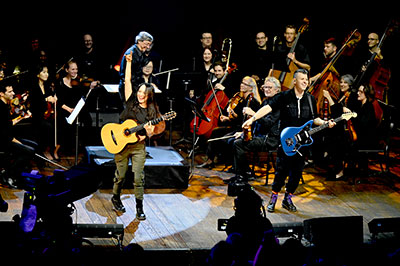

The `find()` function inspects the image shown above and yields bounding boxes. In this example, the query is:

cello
[189,67,232,139]
[270,18,309,91]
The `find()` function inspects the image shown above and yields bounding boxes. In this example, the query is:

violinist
[56,60,97,153]
[0,82,37,188]
[198,76,261,169]
[229,76,280,183]
[29,64,59,160]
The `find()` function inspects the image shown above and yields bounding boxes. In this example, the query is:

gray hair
[135,31,154,43]
[264,76,281,92]
[340,74,354,86]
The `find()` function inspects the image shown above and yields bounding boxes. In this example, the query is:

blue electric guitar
[280,112,357,156]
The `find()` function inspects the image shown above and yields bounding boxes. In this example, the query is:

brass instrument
[221,38,232,69]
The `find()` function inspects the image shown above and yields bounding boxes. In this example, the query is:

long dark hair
[132,82,160,120]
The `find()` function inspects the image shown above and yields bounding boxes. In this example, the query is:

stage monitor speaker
[303,216,364,248]
[73,223,124,238]
[273,222,304,239]
[368,217,400,238]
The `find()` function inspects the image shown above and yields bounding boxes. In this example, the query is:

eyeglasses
[241,82,252,87]
[262,85,273,90]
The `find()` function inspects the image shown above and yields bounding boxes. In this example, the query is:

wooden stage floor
[1,149,400,254]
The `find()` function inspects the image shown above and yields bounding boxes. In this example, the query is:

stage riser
[85,146,189,189]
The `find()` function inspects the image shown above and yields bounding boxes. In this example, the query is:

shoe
[282,192,297,212]
[267,193,278,213]
[223,175,241,184]
[111,195,126,212]
[197,160,214,169]
[335,170,344,179]
[136,206,146,220]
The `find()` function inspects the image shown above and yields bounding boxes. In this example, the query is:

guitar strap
[306,93,315,119]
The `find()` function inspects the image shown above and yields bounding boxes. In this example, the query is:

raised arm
[124,51,133,101]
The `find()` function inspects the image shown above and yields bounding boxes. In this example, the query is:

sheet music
[103,84,119,93]
[66,98,86,125]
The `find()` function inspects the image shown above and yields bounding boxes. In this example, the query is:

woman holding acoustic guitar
[111,50,160,220]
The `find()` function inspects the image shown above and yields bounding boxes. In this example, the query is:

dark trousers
[271,148,305,194]
[233,136,266,176]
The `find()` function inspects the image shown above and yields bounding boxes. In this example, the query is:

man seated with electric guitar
[243,69,336,213]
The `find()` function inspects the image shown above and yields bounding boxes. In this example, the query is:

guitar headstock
[342,112,357,121]
[162,111,177,121]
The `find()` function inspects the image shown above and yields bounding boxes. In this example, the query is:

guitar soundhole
[124,128,131,136]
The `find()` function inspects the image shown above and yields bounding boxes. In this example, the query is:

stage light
[114,65,120,72]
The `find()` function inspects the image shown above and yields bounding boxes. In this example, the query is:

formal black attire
[205,93,260,166]
[273,42,310,72]
[119,45,150,101]
[29,83,56,151]
[233,96,280,177]
[0,100,37,186]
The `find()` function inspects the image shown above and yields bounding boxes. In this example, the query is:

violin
[10,92,30,120]
[228,91,244,120]
[339,91,357,142]
[242,94,253,142]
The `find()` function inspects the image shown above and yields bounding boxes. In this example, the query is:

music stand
[185,97,210,176]
[66,87,95,165]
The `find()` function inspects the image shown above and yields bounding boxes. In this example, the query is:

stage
[1,146,400,263]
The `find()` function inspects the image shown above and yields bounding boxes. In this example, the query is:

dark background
[2,1,399,118]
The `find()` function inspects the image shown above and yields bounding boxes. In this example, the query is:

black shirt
[0,100,13,149]
[273,42,310,72]
[268,89,317,133]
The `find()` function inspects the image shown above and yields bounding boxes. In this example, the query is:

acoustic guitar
[101,111,176,154]
[280,112,357,156]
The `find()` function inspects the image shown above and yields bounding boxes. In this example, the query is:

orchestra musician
[272,24,311,75]
[198,76,261,169]
[0,82,37,188]
[29,64,59,160]
[349,84,380,175]
[111,51,160,220]
[243,69,335,213]
[118,31,154,101]
[55,60,97,153]
[229,76,281,183]
[322,74,357,180]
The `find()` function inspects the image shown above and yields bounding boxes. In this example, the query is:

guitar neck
[128,116,164,134]
[308,116,344,135]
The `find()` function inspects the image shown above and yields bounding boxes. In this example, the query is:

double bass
[308,29,361,117]
[270,18,310,91]
[353,19,398,102]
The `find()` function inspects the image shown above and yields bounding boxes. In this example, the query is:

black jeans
[271,147,305,194]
